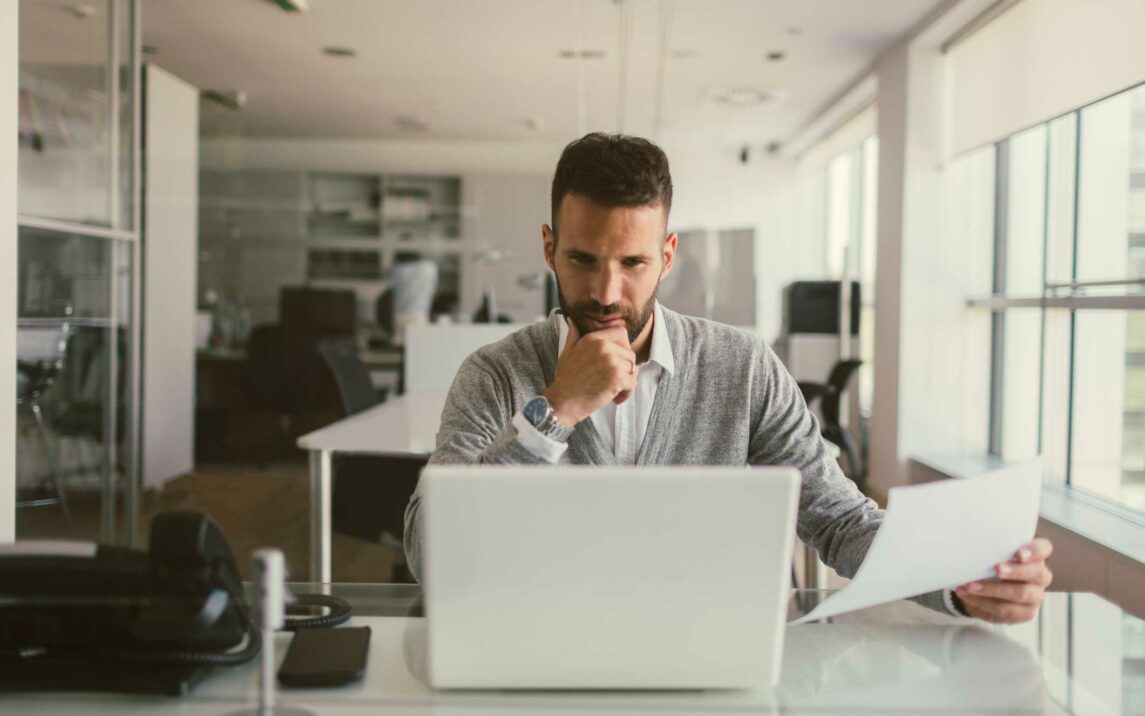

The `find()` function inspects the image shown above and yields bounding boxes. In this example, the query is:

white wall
[869,0,998,497]
[949,0,1145,155]
[142,65,199,487]
[201,136,800,340]
[1,1,16,541]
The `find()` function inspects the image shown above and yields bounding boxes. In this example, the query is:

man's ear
[660,232,678,280]
[542,224,557,272]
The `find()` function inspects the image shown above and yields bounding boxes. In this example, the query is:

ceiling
[34,0,946,146]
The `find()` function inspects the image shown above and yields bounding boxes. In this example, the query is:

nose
[589,263,623,309]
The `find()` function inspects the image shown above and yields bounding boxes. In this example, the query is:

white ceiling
[54,0,943,146]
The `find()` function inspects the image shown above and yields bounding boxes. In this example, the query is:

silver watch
[522,395,575,442]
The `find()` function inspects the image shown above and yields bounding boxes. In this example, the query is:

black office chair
[798,359,864,490]
[15,352,72,529]
[318,336,420,580]
[317,337,386,417]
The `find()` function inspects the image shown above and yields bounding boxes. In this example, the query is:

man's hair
[550,133,673,234]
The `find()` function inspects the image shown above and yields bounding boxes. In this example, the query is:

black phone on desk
[0,511,253,695]
[278,626,371,687]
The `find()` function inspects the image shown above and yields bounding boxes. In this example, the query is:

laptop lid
[422,465,800,690]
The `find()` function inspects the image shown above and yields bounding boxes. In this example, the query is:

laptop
[421,464,800,690]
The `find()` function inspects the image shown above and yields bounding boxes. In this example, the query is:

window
[967,82,1145,518]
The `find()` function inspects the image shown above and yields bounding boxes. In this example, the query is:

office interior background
[3,0,1145,707]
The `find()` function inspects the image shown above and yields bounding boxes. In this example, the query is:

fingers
[1015,538,1053,563]
[958,578,1046,605]
[995,559,1053,587]
[956,592,1041,624]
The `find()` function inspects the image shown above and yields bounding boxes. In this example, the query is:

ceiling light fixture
[709,86,788,108]
[322,47,357,58]
[65,4,97,19]
[559,50,606,59]
[201,89,248,112]
[394,116,428,132]
[268,0,309,12]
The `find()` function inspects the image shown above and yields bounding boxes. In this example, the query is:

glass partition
[16,0,139,544]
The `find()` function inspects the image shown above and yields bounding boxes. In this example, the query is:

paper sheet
[790,458,1043,624]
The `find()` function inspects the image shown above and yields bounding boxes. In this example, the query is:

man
[404,133,1052,624]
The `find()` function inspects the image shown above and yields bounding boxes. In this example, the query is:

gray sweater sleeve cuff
[910,588,970,617]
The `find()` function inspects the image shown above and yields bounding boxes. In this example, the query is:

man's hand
[954,538,1053,624]
[543,318,637,427]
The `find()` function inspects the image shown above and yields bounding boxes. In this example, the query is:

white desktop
[420,464,800,690]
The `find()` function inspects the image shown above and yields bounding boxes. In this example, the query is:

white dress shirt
[512,301,675,464]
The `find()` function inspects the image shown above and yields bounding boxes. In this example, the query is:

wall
[1,1,16,541]
[201,136,801,341]
[142,65,199,487]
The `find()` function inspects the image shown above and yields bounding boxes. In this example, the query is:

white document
[791,458,1043,624]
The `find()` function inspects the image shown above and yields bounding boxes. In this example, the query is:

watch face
[523,396,549,427]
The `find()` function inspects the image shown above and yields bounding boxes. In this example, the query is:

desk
[297,392,448,582]
[4,586,1137,714]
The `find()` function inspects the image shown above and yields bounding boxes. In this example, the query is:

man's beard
[555,276,659,344]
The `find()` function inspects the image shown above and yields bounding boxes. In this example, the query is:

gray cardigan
[403,307,954,615]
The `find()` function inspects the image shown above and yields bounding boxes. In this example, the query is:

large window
[967,82,1145,517]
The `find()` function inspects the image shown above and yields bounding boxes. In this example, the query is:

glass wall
[16,0,139,544]
[965,81,1145,518]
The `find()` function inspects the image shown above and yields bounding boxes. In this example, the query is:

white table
[3,587,1133,714]
[297,391,448,582]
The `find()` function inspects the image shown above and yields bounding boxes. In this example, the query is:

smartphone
[277,626,371,688]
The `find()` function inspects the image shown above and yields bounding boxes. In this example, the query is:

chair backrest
[820,359,862,425]
[318,337,383,417]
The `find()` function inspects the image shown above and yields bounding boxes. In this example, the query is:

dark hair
[550,133,673,233]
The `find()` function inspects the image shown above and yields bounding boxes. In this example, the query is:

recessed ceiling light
[269,0,309,12]
[709,87,788,108]
[559,50,606,59]
[395,115,428,132]
[765,51,785,62]
[322,47,357,58]
[65,4,97,19]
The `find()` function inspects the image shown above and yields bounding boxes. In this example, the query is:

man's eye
[571,255,594,265]
[622,259,645,268]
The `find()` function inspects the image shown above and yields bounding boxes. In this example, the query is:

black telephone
[0,511,349,695]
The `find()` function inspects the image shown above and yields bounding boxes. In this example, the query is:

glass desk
[3,586,1141,714]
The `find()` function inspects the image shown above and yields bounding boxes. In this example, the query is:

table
[4,587,1140,714]
[297,392,448,582]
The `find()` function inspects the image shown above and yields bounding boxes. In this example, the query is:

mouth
[585,314,625,329]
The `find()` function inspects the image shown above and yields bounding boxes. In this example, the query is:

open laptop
[421,464,800,690]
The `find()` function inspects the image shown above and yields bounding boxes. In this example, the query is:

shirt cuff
[943,588,970,617]
[511,411,568,464]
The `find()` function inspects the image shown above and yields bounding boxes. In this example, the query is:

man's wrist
[542,389,580,428]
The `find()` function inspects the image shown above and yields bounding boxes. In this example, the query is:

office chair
[317,337,419,580]
[317,337,386,417]
[15,352,73,529]
[798,359,864,490]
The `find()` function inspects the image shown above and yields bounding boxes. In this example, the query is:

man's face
[542,193,677,343]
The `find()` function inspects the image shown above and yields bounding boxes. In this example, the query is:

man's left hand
[954,538,1054,624]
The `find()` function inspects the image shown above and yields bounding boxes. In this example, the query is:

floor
[16,457,409,584]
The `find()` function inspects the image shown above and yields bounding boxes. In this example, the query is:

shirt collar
[556,301,674,376]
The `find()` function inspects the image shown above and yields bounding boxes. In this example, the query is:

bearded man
[403,132,1052,624]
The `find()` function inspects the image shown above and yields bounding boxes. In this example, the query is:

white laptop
[421,464,800,690]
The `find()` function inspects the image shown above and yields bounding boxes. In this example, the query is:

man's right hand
[543,318,637,428]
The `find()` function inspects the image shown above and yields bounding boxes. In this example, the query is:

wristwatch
[522,395,575,442]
